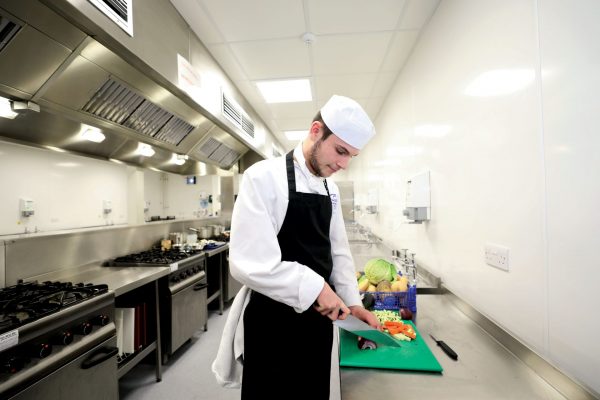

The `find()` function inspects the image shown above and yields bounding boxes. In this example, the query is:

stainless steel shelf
[117,342,157,379]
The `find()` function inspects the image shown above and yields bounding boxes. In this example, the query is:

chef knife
[334,315,401,347]
[429,334,458,360]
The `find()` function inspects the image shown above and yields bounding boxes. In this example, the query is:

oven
[111,249,207,363]
[0,281,117,400]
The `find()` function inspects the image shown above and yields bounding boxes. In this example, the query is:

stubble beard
[309,138,324,177]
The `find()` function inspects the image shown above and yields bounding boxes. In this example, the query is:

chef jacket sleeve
[328,186,362,308]
[229,164,325,313]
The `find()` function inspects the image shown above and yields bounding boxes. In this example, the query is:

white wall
[342,0,599,394]
[0,141,228,236]
[0,141,128,235]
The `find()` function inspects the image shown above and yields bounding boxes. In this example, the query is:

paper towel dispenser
[403,171,430,223]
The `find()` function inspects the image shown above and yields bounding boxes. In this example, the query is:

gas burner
[113,248,203,265]
[0,281,109,334]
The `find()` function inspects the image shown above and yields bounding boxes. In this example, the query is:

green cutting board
[339,321,443,372]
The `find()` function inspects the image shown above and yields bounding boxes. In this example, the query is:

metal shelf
[117,341,157,379]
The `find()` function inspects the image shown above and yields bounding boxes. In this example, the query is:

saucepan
[211,225,224,236]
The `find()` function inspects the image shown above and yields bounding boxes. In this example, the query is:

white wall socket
[485,243,510,271]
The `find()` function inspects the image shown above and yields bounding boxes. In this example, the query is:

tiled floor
[119,307,239,400]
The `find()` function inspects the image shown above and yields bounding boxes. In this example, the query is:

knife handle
[437,340,458,360]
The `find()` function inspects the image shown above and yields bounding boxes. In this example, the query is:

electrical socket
[485,243,510,271]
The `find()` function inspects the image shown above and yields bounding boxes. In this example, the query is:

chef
[229,95,380,399]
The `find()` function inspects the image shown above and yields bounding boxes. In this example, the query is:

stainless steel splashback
[2,217,230,286]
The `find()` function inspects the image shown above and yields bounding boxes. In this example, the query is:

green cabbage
[364,258,396,284]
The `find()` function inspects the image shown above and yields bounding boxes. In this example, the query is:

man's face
[308,124,360,178]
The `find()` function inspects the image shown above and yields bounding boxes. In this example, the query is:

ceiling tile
[397,0,441,30]
[312,32,393,75]
[276,117,313,131]
[171,0,224,44]
[380,30,420,72]
[207,44,247,81]
[200,0,306,42]
[308,0,406,34]
[230,39,311,80]
[314,73,377,102]
[269,101,318,120]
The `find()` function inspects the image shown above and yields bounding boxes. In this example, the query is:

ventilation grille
[194,137,241,168]
[88,0,133,36]
[0,15,22,53]
[82,78,195,146]
[222,93,254,138]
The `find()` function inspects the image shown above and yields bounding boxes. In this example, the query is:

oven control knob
[31,343,52,358]
[171,275,179,283]
[92,314,110,326]
[1,356,26,374]
[75,321,93,335]
[53,330,74,345]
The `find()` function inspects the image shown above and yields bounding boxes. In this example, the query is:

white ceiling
[169,0,440,153]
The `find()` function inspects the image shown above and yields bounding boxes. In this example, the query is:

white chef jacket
[229,143,361,313]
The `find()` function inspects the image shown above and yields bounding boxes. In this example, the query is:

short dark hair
[312,111,333,141]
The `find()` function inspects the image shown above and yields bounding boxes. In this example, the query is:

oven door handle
[193,283,208,291]
[81,346,119,369]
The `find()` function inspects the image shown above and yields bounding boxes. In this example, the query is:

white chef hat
[320,95,375,150]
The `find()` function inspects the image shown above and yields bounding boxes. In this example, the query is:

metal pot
[211,225,224,236]
[198,226,213,239]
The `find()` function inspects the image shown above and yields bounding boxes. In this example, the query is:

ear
[309,121,323,140]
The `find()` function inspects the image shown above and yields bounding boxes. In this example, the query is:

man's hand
[349,305,381,329]
[313,282,350,321]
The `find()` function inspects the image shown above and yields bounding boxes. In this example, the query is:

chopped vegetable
[357,337,377,350]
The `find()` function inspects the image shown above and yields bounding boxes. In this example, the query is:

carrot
[384,321,404,328]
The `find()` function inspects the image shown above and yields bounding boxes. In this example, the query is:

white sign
[0,329,19,352]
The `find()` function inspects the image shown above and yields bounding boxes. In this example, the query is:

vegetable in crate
[376,280,392,292]
[364,258,396,284]
[357,275,370,292]
[362,293,375,309]
[391,276,408,292]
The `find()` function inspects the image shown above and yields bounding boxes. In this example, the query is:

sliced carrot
[384,321,404,328]
[387,327,401,335]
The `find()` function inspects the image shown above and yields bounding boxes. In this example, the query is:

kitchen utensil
[429,334,458,360]
[338,321,443,372]
[169,232,183,245]
[186,233,198,245]
[198,226,212,239]
[334,315,401,347]
[211,225,224,236]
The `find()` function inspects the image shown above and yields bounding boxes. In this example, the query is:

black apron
[242,151,334,400]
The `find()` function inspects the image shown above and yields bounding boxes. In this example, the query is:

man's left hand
[348,305,381,329]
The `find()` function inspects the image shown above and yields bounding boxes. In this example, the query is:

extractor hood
[0,0,257,174]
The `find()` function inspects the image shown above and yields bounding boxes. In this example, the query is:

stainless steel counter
[339,294,568,400]
[29,262,170,297]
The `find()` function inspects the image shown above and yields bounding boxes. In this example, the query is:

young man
[230,95,379,399]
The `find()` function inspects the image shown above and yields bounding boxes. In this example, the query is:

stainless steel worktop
[339,294,568,400]
[29,262,170,297]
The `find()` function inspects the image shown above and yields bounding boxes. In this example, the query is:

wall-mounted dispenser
[403,171,430,223]
[365,188,379,214]
[103,200,112,214]
[20,198,35,217]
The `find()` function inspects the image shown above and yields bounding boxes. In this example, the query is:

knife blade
[429,334,458,360]
[334,315,401,347]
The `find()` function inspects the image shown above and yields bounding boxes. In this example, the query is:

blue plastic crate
[361,286,417,312]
